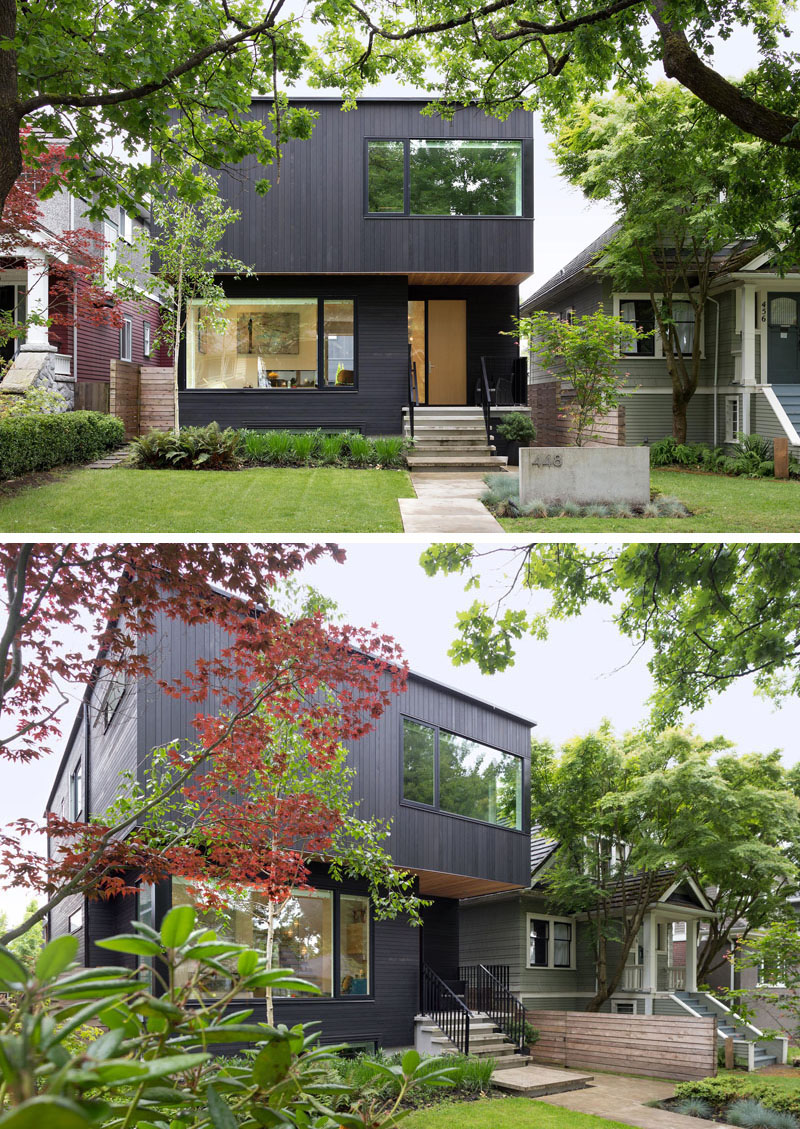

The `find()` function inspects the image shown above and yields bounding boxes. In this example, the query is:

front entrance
[767,293,800,383]
[408,299,467,405]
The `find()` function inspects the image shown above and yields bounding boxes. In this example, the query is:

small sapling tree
[510,308,640,445]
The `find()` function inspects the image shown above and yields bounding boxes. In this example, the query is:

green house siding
[459,896,525,991]
[753,391,789,442]
[624,392,714,445]
[653,997,692,1017]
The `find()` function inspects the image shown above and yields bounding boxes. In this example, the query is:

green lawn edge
[403,1097,635,1129]
[0,466,415,533]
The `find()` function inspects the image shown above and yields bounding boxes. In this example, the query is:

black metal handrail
[476,358,493,444]
[459,963,526,1052]
[408,349,418,441]
[421,963,471,1055]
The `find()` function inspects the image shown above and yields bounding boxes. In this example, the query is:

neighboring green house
[522,225,800,451]
[457,832,788,1069]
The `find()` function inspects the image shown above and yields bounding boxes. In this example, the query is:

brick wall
[528,379,625,447]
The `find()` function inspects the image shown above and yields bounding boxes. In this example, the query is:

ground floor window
[186,298,355,390]
[526,913,576,969]
[171,879,370,999]
[725,395,740,443]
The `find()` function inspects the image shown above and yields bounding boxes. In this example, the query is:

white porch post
[740,286,756,432]
[643,913,657,996]
[686,918,698,993]
[20,248,55,353]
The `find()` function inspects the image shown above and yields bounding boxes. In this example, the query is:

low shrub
[323,1050,495,1111]
[347,432,373,467]
[0,410,124,480]
[238,429,409,469]
[726,1098,799,1129]
[319,432,346,464]
[291,430,319,463]
[0,386,68,417]
[673,1096,714,1119]
[130,421,240,470]
[675,1078,800,1119]
[481,475,691,520]
[372,435,407,468]
[496,413,537,444]
[649,432,791,479]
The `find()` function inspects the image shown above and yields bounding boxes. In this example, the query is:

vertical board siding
[527,1010,717,1080]
[421,898,461,981]
[215,100,533,276]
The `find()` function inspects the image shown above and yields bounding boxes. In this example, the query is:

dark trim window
[69,760,83,820]
[401,717,523,830]
[367,139,523,217]
[619,299,655,356]
[526,913,575,969]
[187,298,356,390]
[99,671,126,731]
[171,879,371,1000]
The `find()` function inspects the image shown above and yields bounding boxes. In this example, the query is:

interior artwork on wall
[237,312,300,355]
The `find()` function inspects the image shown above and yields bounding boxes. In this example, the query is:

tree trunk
[172,264,182,433]
[265,899,275,1027]
[672,395,688,444]
[0,0,22,218]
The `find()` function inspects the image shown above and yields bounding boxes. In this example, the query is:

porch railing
[621,965,643,991]
[459,963,526,1051]
[668,966,686,991]
[421,963,471,1055]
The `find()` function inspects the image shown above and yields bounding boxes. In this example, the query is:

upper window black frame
[400,714,525,832]
[365,138,526,219]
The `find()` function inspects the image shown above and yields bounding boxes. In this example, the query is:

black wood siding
[215,99,533,276]
[422,899,461,982]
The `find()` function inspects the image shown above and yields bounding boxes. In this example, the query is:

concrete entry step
[491,1064,594,1096]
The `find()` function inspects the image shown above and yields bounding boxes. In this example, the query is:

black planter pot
[505,440,521,467]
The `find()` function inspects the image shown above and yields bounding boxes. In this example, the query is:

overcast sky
[3,541,799,926]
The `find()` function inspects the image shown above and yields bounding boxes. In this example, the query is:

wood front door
[427,300,467,404]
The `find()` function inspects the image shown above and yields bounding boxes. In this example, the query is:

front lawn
[404,1097,634,1129]
[497,468,800,532]
[0,466,414,533]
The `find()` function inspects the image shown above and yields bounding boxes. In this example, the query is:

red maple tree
[0,544,408,945]
[1,137,124,353]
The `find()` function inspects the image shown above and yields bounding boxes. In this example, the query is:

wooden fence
[110,362,173,438]
[528,380,625,447]
[526,1010,717,1081]
[74,381,110,413]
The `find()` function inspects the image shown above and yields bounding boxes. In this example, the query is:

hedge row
[0,411,125,481]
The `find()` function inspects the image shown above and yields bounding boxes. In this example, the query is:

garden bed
[661,1073,800,1127]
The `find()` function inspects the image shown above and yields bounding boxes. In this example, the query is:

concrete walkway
[538,1072,737,1129]
[86,447,131,469]
[399,472,503,533]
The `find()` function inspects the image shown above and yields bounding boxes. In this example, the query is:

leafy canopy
[420,542,800,726]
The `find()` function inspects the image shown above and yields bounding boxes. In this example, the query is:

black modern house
[46,611,533,1050]
[178,97,534,435]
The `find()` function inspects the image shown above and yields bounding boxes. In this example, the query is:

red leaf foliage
[0,543,406,911]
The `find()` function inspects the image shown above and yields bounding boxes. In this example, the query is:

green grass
[404,1097,634,1129]
[0,466,415,533]
[498,468,800,532]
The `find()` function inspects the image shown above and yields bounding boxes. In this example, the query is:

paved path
[399,472,503,533]
[491,1063,593,1097]
[87,447,131,469]
[538,1072,736,1129]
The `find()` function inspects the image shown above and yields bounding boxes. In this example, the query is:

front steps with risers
[414,1011,532,1068]
[674,990,787,1070]
[403,407,508,472]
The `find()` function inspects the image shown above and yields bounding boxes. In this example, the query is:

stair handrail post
[422,962,471,1057]
[478,357,493,445]
[408,350,419,441]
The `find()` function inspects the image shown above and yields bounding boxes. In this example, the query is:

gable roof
[522,223,619,311]
[530,826,559,877]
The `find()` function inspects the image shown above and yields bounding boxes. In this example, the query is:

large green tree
[533,726,799,1009]
[420,542,800,726]
[0,0,326,219]
[324,0,800,151]
[550,85,798,442]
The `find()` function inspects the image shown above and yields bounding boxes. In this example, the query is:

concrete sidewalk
[399,472,503,533]
[539,1072,737,1129]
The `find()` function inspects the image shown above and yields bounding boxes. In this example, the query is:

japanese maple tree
[0,543,408,945]
[0,137,120,358]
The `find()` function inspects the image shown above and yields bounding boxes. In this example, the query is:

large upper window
[186,299,355,390]
[618,295,699,358]
[402,717,523,830]
[367,139,523,217]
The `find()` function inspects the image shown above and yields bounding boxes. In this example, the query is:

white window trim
[143,321,151,358]
[526,913,577,970]
[120,317,133,362]
[725,395,740,443]
[68,906,83,933]
[612,1000,637,1014]
[672,921,687,941]
[613,293,704,360]
[119,207,131,243]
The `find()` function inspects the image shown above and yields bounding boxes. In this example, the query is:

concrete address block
[519,447,650,506]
